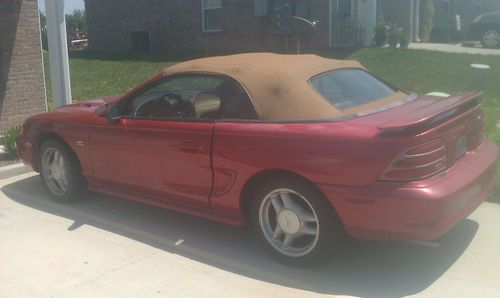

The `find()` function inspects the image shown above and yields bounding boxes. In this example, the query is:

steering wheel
[161,93,195,118]
[134,93,194,118]
[155,93,181,118]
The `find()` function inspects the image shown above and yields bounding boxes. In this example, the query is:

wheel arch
[481,26,500,47]
[239,169,341,221]
[33,131,82,173]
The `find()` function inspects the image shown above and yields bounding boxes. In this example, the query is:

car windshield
[310,69,398,110]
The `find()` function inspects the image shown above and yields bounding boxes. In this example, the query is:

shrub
[449,23,466,43]
[430,23,451,43]
[0,126,21,158]
[399,32,410,49]
[374,21,388,47]
[388,31,401,48]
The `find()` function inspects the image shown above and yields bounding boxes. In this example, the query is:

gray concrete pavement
[409,43,500,56]
[0,163,32,180]
[1,173,500,297]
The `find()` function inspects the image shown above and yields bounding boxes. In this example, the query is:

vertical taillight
[381,139,448,181]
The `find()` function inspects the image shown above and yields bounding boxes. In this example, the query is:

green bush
[388,31,400,48]
[430,23,451,43]
[431,21,466,44]
[0,126,21,158]
[449,24,465,43]
[374,22,388,47]
[399,32,410,49]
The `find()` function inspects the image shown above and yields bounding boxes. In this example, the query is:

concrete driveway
[1,173,500,298]
[410,43,500,56]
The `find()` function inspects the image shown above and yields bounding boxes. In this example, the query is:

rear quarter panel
[211,121,405,215]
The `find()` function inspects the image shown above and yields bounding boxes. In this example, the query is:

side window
[124,75,225,120]
[217,80,257,120]
[310,69,397,110]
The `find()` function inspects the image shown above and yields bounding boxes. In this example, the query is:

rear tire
[481,29,500,48]
[250,176,345,265]
[39,139,85,202]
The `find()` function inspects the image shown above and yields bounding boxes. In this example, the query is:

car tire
[250,176,345,265]
[39,139,86,202]
[481,29,500,48]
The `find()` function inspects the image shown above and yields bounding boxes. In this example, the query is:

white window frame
[201,0,222,32]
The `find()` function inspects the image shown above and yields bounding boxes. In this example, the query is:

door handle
[180,142,203,153]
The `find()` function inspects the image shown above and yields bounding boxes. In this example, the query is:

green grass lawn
[42,48,499,197]
[343,48,500,145]
[43,48,500,145]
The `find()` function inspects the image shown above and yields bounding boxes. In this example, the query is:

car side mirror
[106,105,122,121]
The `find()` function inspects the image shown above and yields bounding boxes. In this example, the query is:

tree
[40,11,48,50]
[420,0,435,42]
[39,9,87,51]
[65,9,87,37]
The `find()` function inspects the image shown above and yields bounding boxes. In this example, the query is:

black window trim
[308,67,417,119]
[307,67,405,111]
[119,71,258,123]
[308,67,402,93]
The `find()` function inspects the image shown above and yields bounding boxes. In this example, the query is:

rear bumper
[321,140,499,241]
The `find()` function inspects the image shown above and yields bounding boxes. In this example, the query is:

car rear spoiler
[378,91,483,133]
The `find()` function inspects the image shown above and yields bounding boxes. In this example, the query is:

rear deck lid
[377,91,483,133]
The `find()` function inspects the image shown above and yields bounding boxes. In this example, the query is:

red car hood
[54,95,121,113]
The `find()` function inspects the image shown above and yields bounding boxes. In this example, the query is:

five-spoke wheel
[259,188,320,258]
[41,147,69,196]
[251,177,344,264]
[40,139,85,202]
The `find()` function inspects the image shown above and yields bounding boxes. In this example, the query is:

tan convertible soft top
[164,53,380,120]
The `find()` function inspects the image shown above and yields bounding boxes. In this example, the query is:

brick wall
[0,0,46,131]
[85,0,331,53]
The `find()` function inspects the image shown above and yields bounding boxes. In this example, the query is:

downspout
[329,0,333,46]
[415,0,420,42]
[410,0,414,42]
[365,0,377,46]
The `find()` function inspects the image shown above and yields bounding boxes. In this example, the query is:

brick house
[0,0,46,131]
[85,0,422,52]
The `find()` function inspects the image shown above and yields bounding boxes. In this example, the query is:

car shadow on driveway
[1,175,479,298]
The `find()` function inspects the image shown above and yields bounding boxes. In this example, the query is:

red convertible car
[17,53,499,264]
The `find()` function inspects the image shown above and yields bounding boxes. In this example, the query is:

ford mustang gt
[17,53,499,264]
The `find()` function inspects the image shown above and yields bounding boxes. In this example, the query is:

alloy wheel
[482,30,500,48]
[41,147,69,196]
[258,188,320,258]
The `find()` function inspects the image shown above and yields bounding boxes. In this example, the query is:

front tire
[481,29,500,48]
[251,177,344,265]
[40,139,85,202]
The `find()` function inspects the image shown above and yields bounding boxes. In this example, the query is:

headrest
[193,91,221,119]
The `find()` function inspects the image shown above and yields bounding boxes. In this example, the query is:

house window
[293,0,311,19]
[202,0,222,32]
[337,0,353,18]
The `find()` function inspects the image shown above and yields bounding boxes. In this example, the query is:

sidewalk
[410,43,500,56]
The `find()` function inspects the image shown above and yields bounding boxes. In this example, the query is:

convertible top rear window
[310,69,397,111]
